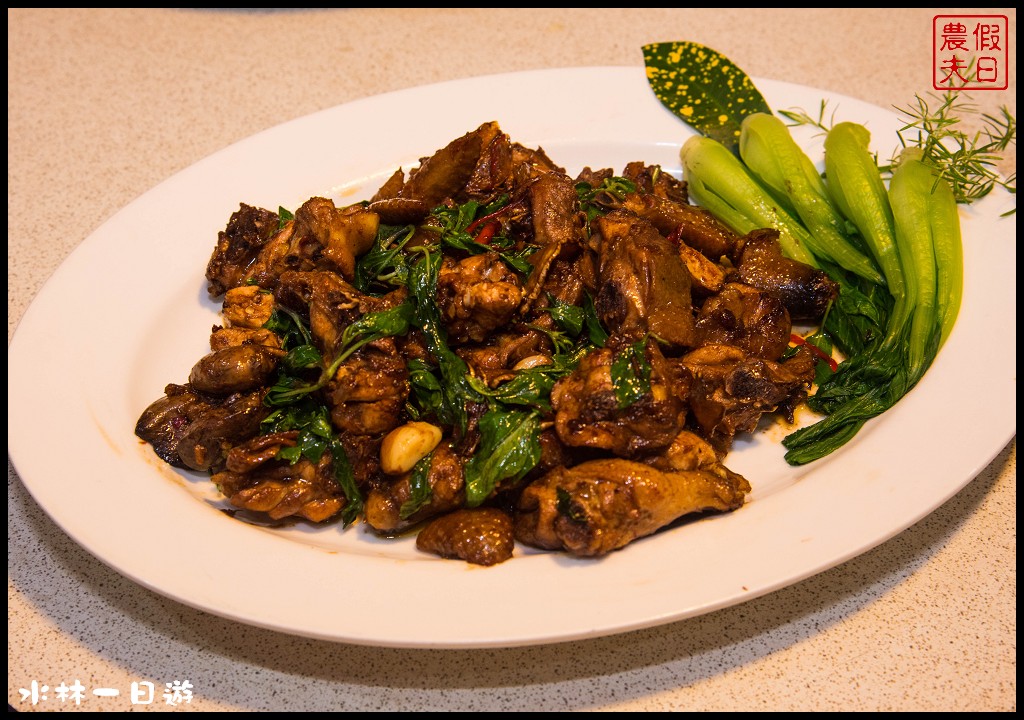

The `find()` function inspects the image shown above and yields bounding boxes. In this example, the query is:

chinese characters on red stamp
[933,15,1009,90]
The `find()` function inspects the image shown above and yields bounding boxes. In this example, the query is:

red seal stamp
[933,15,1009,90]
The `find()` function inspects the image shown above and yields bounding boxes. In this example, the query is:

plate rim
[8,65,1017,648]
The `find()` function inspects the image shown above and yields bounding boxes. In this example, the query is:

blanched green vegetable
[681,110,964,465]
[824,125,903,288]
[823,122,910,348]
[740,113,883,285]
[681,135,819,266]
[924,161,965,347]
[887,149,942,382]
[783,147,961,464]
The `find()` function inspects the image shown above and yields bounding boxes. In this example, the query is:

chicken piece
[212,451,344,523]
[519,172,583,311]
[293,197,378,282]
[366,196,431,225]
[734,229,839,321]
[575,166,614,188]
[540,255,590,308]
[273,270,362,356]
[237,198,378,290]
[205,203,280,297]
[695,282,792,360]
[515,458,750,557]
[335,432,384,489]
[136,385,271,473]
[399,121,503,207]
[678,344,816,452]
[364,441,466,534]
[593,210,696,348]
[369,167,406,203]
[274,271,410,436]
[463,130,515,202]
[209,326,281,352]
[188,344,283,396]
[528,427,575,480]
[326,336,409,436]
[645,429,727,472]
[437,252,523,344]
[620,192,740,261]
[416,507,515,566]
[135,384,216,468]
[509,141,565,184]
[676,241,725,296]
[620,161,689,204]
[457,329,549,387]
[223,431,299,473]
[172,390,271,472]
[550,342,688,458]
[220,284,276,330]
[241,220,302,290]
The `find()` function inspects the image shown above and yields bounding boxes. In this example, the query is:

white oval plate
[8,67,1016,648]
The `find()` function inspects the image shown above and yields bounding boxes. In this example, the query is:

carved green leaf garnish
[642,41,771,153]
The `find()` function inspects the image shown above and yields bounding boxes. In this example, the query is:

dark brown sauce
[217,507,299,529]
[373,518,428,540]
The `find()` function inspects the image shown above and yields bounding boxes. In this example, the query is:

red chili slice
[466,199,526,235]
[473,221,499,245]
[790,333,838,372]
[466,207,506,234]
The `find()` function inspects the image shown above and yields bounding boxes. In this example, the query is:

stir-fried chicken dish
[136,121,838,565]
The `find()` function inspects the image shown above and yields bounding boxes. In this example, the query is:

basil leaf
[547,296,585,338]
[528,323,576,357]
[468,343,586,412]
[582,291,608,347]
[284,344,322,372]
[469,370,558,412]
[276,445,302,463]
[820,264,891,358]
[264,305,313,350]
[408,250,485,433]
[463,408,542,507]
[264,403,331,464]
[431,200,482,252]
[277,205,294,230]
[642,41,771,153]
[576,176,637,221]
[610,338,652,409]
[399,452,435,520]
[257,343,363,523]
[354,223,415,293]
[428,200,535,276]
[406,358,443,420]
[329,440,363,526]
[297,432,328,464]
[260,400,333,455]
[339,302,414,350]
[499,246,537,275]
[266,302,414,407]
[556,486,587,524]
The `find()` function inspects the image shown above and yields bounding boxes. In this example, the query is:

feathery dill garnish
[779,93,1015,213]
[778,100,837,133]
[894,91,1015,210]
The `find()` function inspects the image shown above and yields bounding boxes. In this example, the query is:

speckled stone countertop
[8,8,1016,712]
